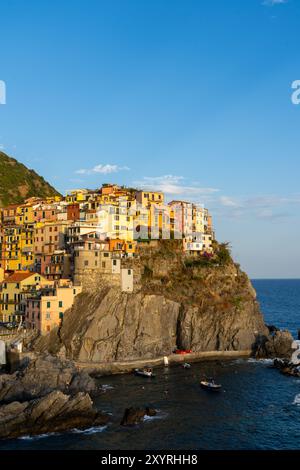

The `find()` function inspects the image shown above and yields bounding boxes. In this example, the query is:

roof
[4,271,38,283]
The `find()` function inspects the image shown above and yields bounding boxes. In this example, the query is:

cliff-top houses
[0,184,214,333]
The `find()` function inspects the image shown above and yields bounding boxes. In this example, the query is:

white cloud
[76,164,130,175]
[133,175,219,202]
[215,193,300,221]
[219,196,241,208]
[133,175,219,199]
[263,0,287,5]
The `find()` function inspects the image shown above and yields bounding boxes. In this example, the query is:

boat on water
[182,362,191,369]
[134,368,155,378]
[200,379,222,391]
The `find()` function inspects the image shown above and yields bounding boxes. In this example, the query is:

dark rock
[273,358,300,377]
[255,330,294,359]
[266,324,280,334]
[120,407,157,426]
[0,354,99,404]
[0,390,109,439]
[264,330,294,359]
[69,370,98,396]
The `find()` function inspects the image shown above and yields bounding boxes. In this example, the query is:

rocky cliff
[35,241,274,362]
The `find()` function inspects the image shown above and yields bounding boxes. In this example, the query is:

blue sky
[0,0,300,278]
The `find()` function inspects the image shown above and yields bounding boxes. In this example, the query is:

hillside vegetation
[0,151,61,206]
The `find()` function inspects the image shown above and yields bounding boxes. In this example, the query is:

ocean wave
[18,425,108,440]
[101,384,114,391]
[72,425,107,435]
[293,394,300,405]
[247,358,274,364]
[143,410,168,422]
[19,432,59,441]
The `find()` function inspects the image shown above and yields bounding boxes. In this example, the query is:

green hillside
[0,152,61,206]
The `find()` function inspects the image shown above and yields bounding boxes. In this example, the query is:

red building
[67,203,80,221]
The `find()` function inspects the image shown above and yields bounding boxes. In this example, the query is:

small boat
[182,362,191,369]
[200,379,222,391]
[134,368,155,378]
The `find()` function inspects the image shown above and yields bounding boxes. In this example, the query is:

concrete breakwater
[75,349,252,376]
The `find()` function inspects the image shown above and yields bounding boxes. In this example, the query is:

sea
[0,279,299,450]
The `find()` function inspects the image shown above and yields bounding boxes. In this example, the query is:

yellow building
[15,203,35,225]
[135,190,164,207]
[0,226,22,271]
[65,189,90,203]
[97,202,134,242]
[0,271,48,323]
[25,281,82,334]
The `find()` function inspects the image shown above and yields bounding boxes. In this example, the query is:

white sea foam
[143,410,168,422]
[293,394,300,405]
[72,425,107,435]
[18,425,107,440]
[101,384,114,391]
[19,432,58,440]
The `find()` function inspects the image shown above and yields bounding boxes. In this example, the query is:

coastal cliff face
[36,242,269,362]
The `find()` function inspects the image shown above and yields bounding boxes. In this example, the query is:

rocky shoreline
[0,355,109,439]
[0,246,296,439]
[0,324,295,440]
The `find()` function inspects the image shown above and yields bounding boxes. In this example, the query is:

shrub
[216,243,231,265]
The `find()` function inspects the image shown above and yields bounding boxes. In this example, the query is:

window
[46,313,51,319]
[16,283,19,289]
[84,260,89,266]
[59,312,64,320]
[59,301,63,308]
[47,301,51,308]
[113,260,117,265]
[102,262,106,268]
[104,253,109,257]
[128,269,132,275]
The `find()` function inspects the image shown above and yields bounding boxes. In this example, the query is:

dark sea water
[1,279,300,450]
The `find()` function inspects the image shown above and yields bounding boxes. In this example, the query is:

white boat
[182,362,191,369]
[200,379,222,391]
[134,368,155,378]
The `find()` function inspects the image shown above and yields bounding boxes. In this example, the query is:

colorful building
[0,271,48,323]
[25,281,82,334]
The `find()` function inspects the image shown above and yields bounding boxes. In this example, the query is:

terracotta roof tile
[4,271,38,283]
